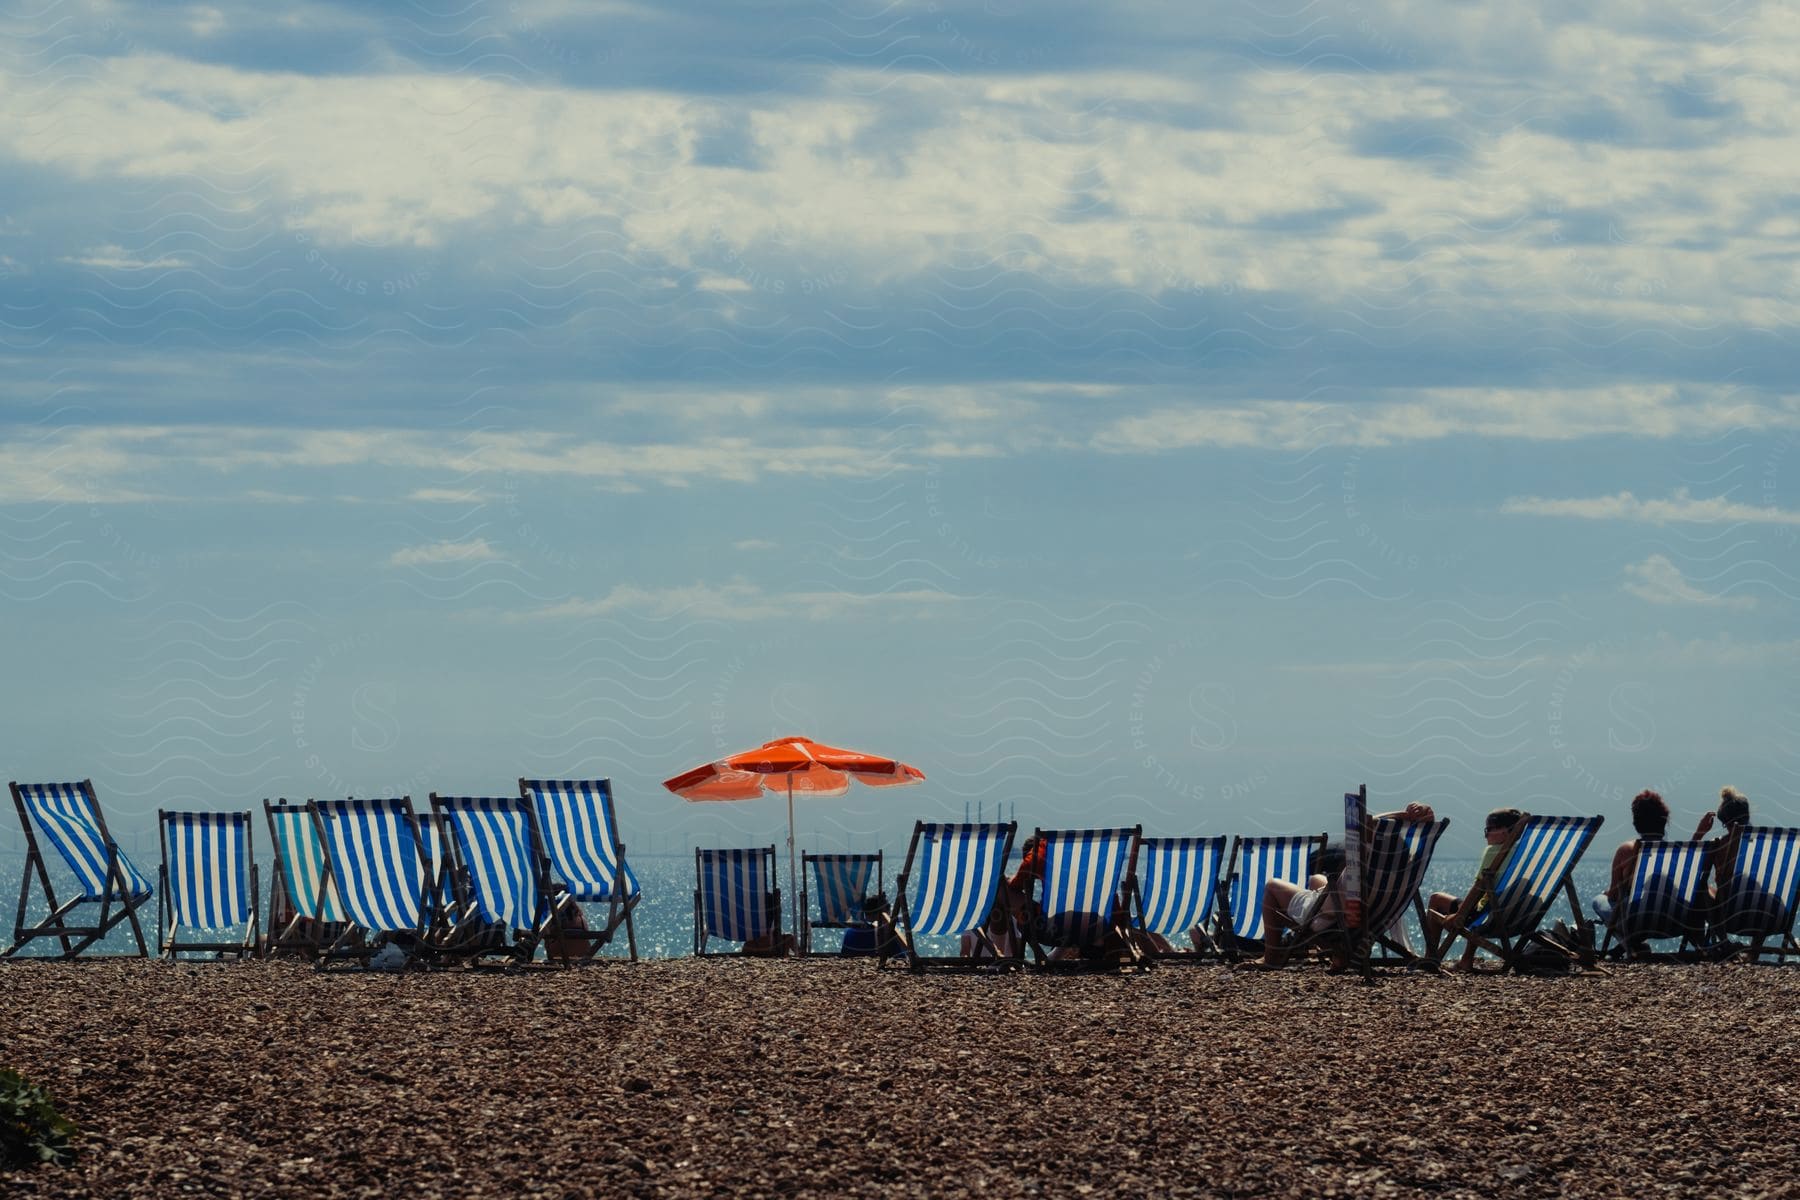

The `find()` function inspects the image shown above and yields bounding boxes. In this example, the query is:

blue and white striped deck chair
[1710,826,1800,964]
[432,795,552,963]
[158,810,259,959]
[415,807,459,925]
[1433,813,1603,972]
[887,821,1018,972]
[311,797,436,968]
[1599,839,1709,960]
[1130,836,1227,960]
[1297,795,1448,974]
[264,799,347,956]
[520,778,642,961]
[1222,834,1327,956]
[800,851,883,956]
[1024,826,1142,968]
[6,780,153,958]
[694,846,779,956]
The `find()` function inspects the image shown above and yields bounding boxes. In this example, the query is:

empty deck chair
[431,795,553,964]
[264,799,348,956]
[800,851,883,956]
[885,821,1018,971]
[1222,833,1328,957]
[520,778,641,961]
[1709,826,1800,964]
[311,797,437,968]
[695,846,782,956]
[1598,839,1709,960]
[1130,836,1228,959]
[1022,826,1142,968]
[1429,813,1604,973]
[1277,790,1448,974]
[158,810,260,959]
[6,780,154,958]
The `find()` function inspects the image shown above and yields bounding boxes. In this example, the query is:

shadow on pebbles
[2,959,1797,1198]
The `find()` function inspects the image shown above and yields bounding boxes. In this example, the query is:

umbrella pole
[786,778,799,943]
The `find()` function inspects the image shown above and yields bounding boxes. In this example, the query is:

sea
[0,841,1614,960]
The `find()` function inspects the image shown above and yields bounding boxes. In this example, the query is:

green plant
[0,1068,77,1167]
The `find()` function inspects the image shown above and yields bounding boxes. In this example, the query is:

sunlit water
[0,845,1616,960]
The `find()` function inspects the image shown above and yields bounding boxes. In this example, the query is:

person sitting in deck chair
[1245,803,1436,968]
[1697,786,1782,934]
[1588,790,1695,937]
[959,894,1019,961]
[1423,807,1523,969]
[743,892,796,957]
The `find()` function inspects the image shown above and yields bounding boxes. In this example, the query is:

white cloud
[515,580,962,622]
[1622,554,1755,610]
[407,487,491,504]
[388,538,501,567]
[732,538,778,551]
[1501,489,1800,526]
[61,245,189,270]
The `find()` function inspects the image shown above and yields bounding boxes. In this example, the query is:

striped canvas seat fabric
[1468,815,1603,937]
[436,797,542,933]
[521,779,642,903]
[313,798,430,934]
[1037,827,1139,945]
[698,848,772,943]
[1226,836,1315,942]
[267,803,346,923]
[161,811,253,930]
[1133,836,1226,940]
[1615,840,1708,942]
[906,823,1013,938]
[806,854,878,927]
[1359,817,1447,937]
[1714,826,1800,939]
[17,782,152,900]
[416,810,457,911]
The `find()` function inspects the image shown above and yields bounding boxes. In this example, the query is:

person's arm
[1372,803,1436,823]
[1606,842,1634,904]
[1692,812,1716,840]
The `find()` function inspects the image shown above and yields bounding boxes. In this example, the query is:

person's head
[1631,790,1669,839]
[1314,842,1347,881]
[1718,786,1750,828]
[1483,808,1523,844]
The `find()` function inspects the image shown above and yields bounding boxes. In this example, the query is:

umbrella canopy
[664,736,925,937]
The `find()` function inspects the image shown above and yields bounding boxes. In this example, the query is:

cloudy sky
[2,0,1796,856]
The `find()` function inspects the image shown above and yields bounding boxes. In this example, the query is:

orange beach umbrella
[663,736,925,933]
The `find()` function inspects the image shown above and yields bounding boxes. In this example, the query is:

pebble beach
[3,959,1797,1198]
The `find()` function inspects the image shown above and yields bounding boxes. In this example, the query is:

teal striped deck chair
[1430,813,1604,972]
[264,799,347,956]
[1710,825,1800,964]
[1022,826,1142,969]
[158,810,260,959]
[311,797,439,969]
[6,780,153,959]
[886,821,1018,971]
[520,778,642,962]
[431,795,555,965]
[1599,839,1709,960]
[799,851,883,956]
[694,846,781,956]
[1222,833,1328,957]
[1129,835,1227,960]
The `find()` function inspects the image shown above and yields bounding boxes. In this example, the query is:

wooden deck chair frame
[1125,835,1229,962]
[310,796,441,971]
[1708,825,1800,965]
[430,794,561,967]
[798,850,884,957]
[262,798,351,958]
[1270,788,1448,977]
[1427,813,1604,974]
[6,780,152,959]
[1219,831,1330,961]
[882,820,1020,973]
[157,809,261,960]
[1596,838,1711,962]
[520,778,641,963]
[693,845,781,957]
[1020,825,1144,971]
